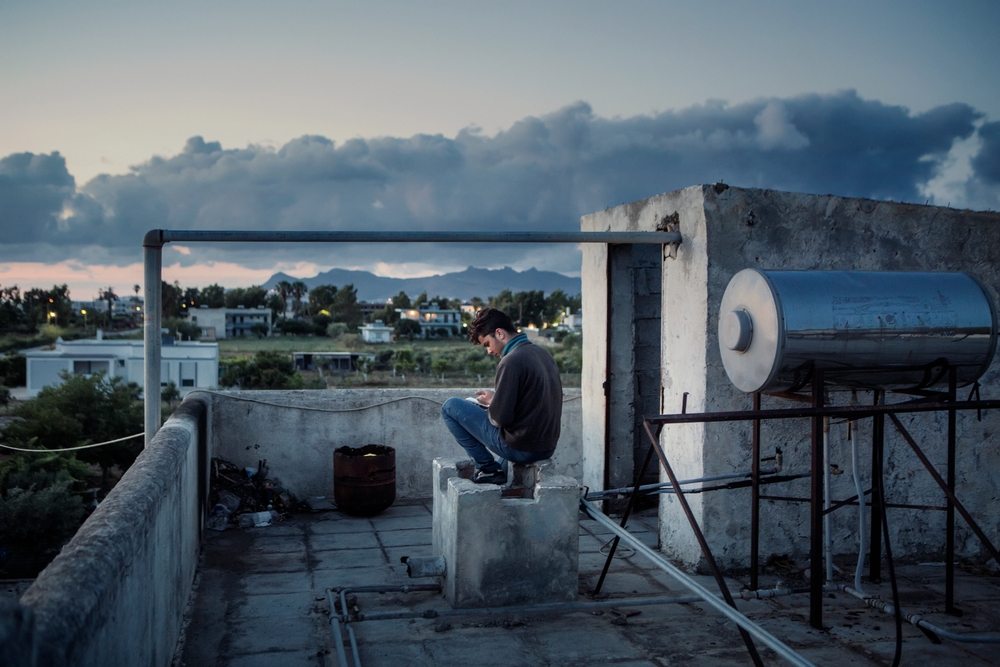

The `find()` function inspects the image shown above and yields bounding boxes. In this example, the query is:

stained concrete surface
[173,501,1000,667]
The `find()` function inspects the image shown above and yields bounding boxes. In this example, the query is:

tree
[23,285,71,327]
[309,285,338,316]
[219,351,303,389]
[2,372,144,485]
[394,318,422,340]
[242,285,268,309]
[250,322,270,339]
[392,291,411,309]
[431,358,450,380]
[275,281,292,316]
[161,281,182,318]
[355,356,376,382]
[0,285,25,332]
[330,284,362,330]
[290,281,308,316]
[266,293,285,323]
[200,284,225,308]
[412,291,428,308]
[544,289,569,326]
[393,349,416,375]
[99,287,119,325]
[181,287,200,313]
[161,381,181,407]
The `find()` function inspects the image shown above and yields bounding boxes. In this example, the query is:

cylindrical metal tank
[334,444,396,516]
[718,270,998,393]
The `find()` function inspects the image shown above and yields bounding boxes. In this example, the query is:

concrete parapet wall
[206,388,582,500]
[16,395,209,667]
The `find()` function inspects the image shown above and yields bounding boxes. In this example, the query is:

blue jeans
[441,397,554,471]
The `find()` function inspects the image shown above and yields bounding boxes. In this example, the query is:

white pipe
[823,416,833,583]
[850,421,869,595]
[838,584,1000,643]
[580,498,816,667]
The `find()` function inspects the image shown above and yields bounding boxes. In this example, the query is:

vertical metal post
[869,390,884,583]
[750,392,761,591]
[809,370,824,630]
[143,236,163,447]
[946,367,959,615]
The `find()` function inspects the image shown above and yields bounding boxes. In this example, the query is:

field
[218,333,582,389]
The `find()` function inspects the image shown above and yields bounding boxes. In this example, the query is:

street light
[48,311,57,325]
[81,309,87,327]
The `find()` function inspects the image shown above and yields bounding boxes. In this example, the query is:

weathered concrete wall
[584,184,1000,570]
[208,388,583,500]
[432,458,579,608]
[17,396,209,667]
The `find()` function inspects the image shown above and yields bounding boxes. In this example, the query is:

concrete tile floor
[173,500,1000,667]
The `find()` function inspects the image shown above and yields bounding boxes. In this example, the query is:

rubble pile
[206,458,300,531]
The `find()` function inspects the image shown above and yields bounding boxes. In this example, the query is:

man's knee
[441,397,462,419]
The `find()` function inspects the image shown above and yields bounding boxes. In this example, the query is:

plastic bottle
[237,510,280,528]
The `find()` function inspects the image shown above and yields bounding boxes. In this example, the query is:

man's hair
[467,307,516,343]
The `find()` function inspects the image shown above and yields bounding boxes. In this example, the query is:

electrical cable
[0,432,144,453]
[878,464,904,667]
[192,389,580,413]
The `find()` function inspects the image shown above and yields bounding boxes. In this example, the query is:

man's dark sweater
[488,341,563,452]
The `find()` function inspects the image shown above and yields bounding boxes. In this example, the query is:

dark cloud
[971,121,1000,184]
[0,91,994,273]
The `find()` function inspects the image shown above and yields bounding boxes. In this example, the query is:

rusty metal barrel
[333,444,396,516]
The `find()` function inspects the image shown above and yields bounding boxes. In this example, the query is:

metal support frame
[140,228,679,444]
[641,383,1000,654]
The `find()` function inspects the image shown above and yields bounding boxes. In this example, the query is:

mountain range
[262,266,581,302]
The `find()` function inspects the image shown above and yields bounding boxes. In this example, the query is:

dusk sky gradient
[2,0,999,298]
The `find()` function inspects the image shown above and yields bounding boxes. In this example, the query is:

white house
[360,320,393,343]
[189,306,272,339]
[24,335,218,398]
[397,305,462,338]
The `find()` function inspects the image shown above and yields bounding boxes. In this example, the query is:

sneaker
[472,467,507,485]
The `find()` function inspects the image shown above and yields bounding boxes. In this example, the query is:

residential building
[23,335,218,398]
[360,319,393,343]
[190,306,272,339]
[397,305,462,338]
[292,351,374,374]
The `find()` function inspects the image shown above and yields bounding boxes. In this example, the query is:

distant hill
[262,266,580,302]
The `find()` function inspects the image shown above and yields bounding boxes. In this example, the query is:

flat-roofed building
[24,335,218,398]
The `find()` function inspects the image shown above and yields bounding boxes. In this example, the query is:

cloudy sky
[2,0,999,298]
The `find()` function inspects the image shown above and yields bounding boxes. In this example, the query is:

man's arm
[487,361,519,427]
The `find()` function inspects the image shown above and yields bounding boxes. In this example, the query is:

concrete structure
[73,297,144,319]
[559,308,583,331]
[209,388,582,499]
[292,351,374,374]
[582,184,1000,569]
[398,305,462,338]
[432,457,579,608]
[10,397,208,667]
[23,336,218,398]
[189,306,271,339]
[360,319,393,343]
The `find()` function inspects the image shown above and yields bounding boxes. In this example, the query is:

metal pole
[870,389,884,583]
[581,498,815,667]
[946,367,959,615]
[810,370,824,629]
[751,392,761,591]
[154,229,679,245]
[143,236,163,447]
[641,422,765,667]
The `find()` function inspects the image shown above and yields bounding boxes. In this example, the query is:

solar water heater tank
[718,269,998,393]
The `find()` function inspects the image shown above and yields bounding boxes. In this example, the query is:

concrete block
[432,457,579,608]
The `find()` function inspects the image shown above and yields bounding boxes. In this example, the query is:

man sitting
[440,307,563,484]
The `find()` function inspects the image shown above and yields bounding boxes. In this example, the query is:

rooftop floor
[173,501,1000,667]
